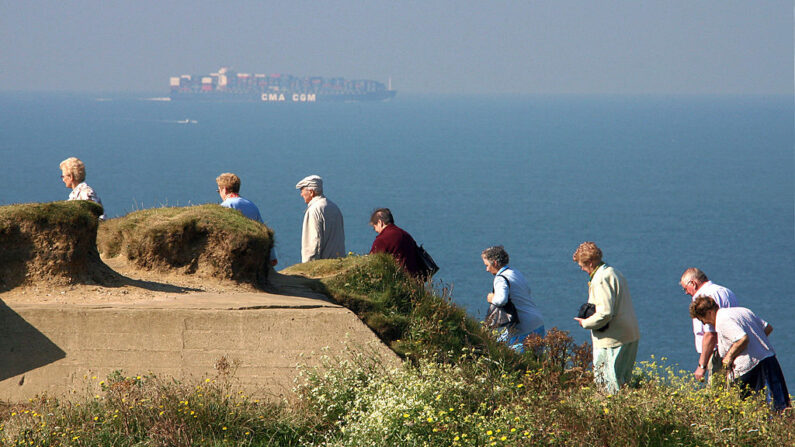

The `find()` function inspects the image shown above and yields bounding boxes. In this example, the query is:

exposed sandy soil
[0,256,316,306]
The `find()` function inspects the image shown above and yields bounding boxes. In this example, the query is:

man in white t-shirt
[689,296,790,412]
[680,268,738,381]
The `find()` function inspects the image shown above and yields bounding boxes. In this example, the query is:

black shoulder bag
[416,243,439,277]
[485,274,520,329]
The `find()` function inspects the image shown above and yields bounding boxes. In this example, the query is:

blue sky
[1,1,791,94]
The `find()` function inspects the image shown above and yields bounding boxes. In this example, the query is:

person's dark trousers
[737,355,791,412]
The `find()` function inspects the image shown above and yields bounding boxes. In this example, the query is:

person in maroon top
[369,208,422,277]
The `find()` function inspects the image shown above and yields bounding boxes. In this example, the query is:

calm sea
[1,92,793,386]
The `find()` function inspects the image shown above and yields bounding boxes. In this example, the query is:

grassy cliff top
[282,253,526,367]
[0,200,103,227]
[0,201,109,290]
[98,205,274,285]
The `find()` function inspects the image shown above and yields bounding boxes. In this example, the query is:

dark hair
[369,208,394,225]
[689,296,718,320]
[481,246,509,268]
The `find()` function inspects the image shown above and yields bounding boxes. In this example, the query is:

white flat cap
[295,175,323,189]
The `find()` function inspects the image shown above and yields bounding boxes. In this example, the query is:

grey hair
[60,157,86,183]
[681,268,708,285]
[305,185,323,194]
[481,245,509,268]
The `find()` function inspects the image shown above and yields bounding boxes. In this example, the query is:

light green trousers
[593,340,639,394]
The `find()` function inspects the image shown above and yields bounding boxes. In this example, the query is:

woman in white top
[60,157,104,220]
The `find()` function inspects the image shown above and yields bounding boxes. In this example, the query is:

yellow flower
[222,426,227,431]
[603,407,609,415]
[501,436,507,441]
[487,430,493,435]
[403,413,410,418]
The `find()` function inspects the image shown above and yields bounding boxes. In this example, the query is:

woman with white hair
[60,157,104,219]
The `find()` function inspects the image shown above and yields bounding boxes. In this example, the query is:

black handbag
[576,303,609,332]
[485,274,520,329]
[416,244,439,277]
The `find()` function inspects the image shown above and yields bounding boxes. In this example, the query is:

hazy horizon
[2,1,792,95]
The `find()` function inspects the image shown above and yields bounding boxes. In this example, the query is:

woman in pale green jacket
[573,241,640,394]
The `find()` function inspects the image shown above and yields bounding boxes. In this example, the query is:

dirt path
[1,256,326,306]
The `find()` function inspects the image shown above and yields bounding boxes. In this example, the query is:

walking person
[295,175,345,262]
[60,157,104,220]
[689,296,790,412]
[481,246,545,353]
[679,268,738,382]
[572,242,640,394]
[217,172,263,222]
[369,208,423,277]
[216,173,277,266]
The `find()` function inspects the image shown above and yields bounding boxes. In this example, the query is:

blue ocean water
[1,92,793,386]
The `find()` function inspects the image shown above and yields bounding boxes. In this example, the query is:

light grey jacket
[301,196,345,262]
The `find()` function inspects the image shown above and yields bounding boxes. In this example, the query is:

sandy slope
[0,256,315,305]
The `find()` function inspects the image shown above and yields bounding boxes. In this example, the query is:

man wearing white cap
[295,175,345,262]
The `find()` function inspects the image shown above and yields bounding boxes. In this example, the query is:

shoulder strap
[492,273,511,294]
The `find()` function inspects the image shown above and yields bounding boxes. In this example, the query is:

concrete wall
[0,293,399,402]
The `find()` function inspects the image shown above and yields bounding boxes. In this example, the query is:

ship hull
[170,67,395,103]
[169,90,396,102]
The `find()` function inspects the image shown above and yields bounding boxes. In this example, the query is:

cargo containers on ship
[169,67,396,102]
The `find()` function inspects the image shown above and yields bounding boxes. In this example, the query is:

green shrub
[283,254,532,371]
[0,370,316,447]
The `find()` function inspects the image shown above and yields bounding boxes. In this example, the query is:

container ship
[169,67,396,102]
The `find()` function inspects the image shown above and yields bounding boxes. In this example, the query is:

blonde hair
[216,173,241,193]
[59,157,86,183]
[572,241,603,265]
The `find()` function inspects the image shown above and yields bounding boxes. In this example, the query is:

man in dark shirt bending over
[369,208,422,277]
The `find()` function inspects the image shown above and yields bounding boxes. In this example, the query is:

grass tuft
[283,253,528,368]
[97,205,274,284]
